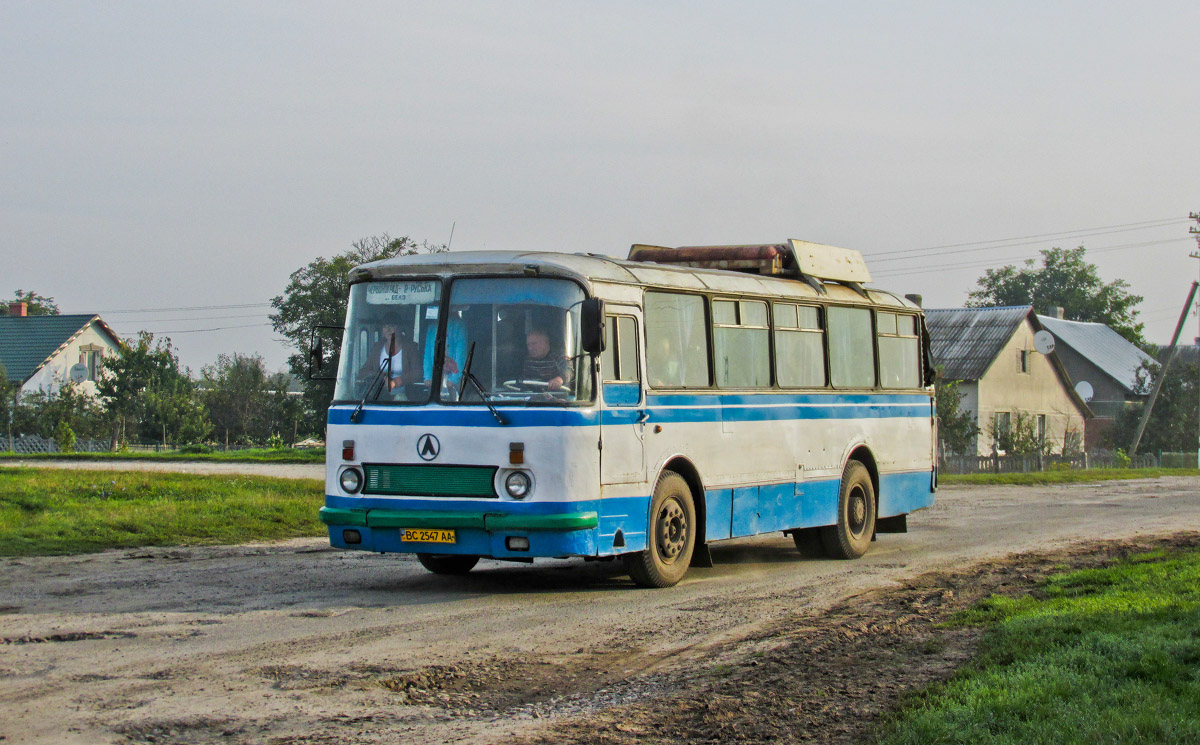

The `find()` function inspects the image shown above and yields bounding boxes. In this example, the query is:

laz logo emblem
[417,433,440,461]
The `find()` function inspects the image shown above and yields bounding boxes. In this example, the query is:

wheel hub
[656,497,688,563]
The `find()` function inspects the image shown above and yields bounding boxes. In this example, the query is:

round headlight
[339,467,363,494]
[504,471,531,499]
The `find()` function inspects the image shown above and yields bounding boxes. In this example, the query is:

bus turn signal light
[342,440,354,461]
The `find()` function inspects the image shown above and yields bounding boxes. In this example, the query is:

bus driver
[521,328,572,392]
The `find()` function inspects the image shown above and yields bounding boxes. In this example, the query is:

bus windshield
[439,277,593,405]
[333,279,443,404]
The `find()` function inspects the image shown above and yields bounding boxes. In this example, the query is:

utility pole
[1191,211,1200,467]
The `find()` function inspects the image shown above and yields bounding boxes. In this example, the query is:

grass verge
[0,447,324,464]
[0,467,325,556]
[877,546,1200,745]
[941,467,1200,486]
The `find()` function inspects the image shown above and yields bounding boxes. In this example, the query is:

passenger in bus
[364,323,421,390]
[522,328,572,391]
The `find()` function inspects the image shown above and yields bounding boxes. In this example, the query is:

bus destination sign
[366,281,437,305]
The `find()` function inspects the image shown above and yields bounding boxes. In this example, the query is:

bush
[179,443,213,454]
[53,421,76,453]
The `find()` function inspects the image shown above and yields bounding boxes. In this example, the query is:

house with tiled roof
[926,305,1091,456]
[1035,311,1156,447]
[0,302,123,398]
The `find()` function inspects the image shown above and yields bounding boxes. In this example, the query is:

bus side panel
[704,488,733,541]
[597,493,651,554]
[877,470,936,517]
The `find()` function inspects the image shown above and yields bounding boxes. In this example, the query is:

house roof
[0,314,122,383]
[924,305,1033,381]
[1036,315,1155,393]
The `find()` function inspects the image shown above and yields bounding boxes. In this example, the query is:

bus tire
[624,471,696,588]
[791,527,827,558]
[416,553,480,575]
[821,460,876,559]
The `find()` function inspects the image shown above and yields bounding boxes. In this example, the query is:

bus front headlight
[339,467,363,494]
[504,471,531,499]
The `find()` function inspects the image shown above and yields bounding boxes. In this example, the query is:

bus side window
[602,315,640,383]
[828,306,876,388]
[645,292,710,388]
[774,303,826,387]
[877,312,920,389]
[712,299,770,388]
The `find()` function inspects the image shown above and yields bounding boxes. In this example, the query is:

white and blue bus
[316,240,936,587]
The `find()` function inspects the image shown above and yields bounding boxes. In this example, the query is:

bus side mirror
[581,298,605,356]
[308,325,344,381]
[310,336,324,372]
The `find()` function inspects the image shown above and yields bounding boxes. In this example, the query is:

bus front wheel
[416,553,480,575]
[624,471,696,588]
[821,460,876,559]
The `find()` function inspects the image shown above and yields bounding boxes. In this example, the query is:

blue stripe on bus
[326,467,934,558]
[331,392,931,427]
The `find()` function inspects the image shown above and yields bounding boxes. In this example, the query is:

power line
[97,302,272,314]
[872,237,1190,279]
[868,222,1189,265]
[866,216,1187,259]
[116,312,272,323]
[142,322,274,335]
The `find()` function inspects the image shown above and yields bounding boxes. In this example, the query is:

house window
[80,346,103,381]
[1037,414,1047,446]
[1018,349,1030,374]
[994,412,1011,451]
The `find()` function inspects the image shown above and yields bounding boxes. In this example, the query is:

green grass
[941,467,1200,486]
[878,547,1200,745]
[0,447,325,464]
[0,467,325,556]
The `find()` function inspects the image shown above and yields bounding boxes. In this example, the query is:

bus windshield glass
[439,277,593,405]
[333,279,443,404]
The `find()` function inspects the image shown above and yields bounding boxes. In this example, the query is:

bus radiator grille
[362,464,499,498]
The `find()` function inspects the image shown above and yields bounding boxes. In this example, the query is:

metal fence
[940,450,1168,475]
[6,434,111,454]
[2,437,284,455]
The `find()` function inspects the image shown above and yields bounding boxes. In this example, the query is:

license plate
[400,528,456,544]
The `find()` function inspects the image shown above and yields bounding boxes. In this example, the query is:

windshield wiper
[459,342,507,426]
[350,337,393,423]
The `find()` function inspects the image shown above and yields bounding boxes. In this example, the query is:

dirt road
[1,476,1197,744]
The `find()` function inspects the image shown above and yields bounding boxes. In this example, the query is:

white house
[0,302,123,398]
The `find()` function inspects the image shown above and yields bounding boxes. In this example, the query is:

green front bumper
[318,506,599,532]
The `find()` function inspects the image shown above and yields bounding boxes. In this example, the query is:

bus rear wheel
[624,471,696,588]
[416,553,480,575]
[821,460,876,559]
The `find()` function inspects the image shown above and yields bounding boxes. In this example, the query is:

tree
[1,289,60,316]
[96,332,210,446]
[0,365,14,450]
[12,383,109,442]
[269,235,448,434]
[200,353,276,446]
[967,246,1144,346]
[934,376,979,455]
[1109,356,1197,454]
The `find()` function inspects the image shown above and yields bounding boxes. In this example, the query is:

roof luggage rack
[627,239,872,297]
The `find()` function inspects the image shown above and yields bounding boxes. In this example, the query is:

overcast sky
[3,1,1198,373]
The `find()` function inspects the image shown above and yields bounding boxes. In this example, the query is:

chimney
[1052,306,1065,320]
[7,302,27,317]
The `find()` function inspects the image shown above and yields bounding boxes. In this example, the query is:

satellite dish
[1033,330,1056,355]
[1075,380,1094,402]
[69,363,89,384]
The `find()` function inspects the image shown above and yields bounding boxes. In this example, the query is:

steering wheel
[501,379,551,391]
